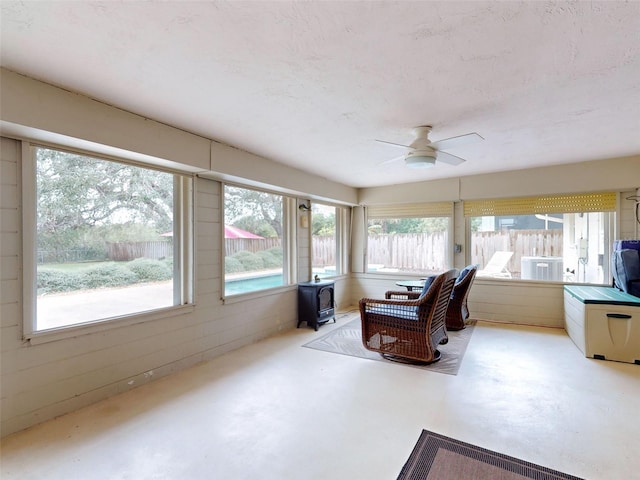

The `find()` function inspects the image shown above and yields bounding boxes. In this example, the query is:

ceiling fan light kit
[405,152,436,168]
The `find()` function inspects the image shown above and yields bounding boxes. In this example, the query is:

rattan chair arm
[360,298,420,307]
[359,296,422,308]
[384,290,420,300]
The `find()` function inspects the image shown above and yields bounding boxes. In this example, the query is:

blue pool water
[225,273,284,296]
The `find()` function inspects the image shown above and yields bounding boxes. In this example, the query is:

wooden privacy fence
[106,241,173,261]
[366,229,563,274]
[368,232,448,271]
[470,230,563,276]
[107,238,283,260]
[104,230,563,273]
[224,238,281,255]
[312,236,336,267]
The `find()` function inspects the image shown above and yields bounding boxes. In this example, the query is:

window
[223,185,289,296]
[25,145,193,335]
[366,202,453,274]
[311,202,340,278]
[465,192,616,283]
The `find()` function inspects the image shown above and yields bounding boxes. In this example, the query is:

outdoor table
[395,280,425,291]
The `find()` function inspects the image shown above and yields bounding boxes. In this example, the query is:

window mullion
[284,196,297,284]
[174,175,193,305]
[22,141,37,337]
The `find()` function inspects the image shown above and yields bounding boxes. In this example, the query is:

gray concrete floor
[1,314,639,479]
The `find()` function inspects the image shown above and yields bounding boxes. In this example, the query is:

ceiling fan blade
[375,139,411,149]
[431,132,483,152]
[436,151,466,166]
[379,155,405,166]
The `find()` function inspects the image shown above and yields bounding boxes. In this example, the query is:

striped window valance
[367,202,453,219]
[463,192,617,217]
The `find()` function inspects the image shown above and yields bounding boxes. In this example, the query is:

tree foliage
[311,204,336,236]
[312,211,335,236]
[36,148,174,256]
[368,217,448,234]
[224,186,282,237]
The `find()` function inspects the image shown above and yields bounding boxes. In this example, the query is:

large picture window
[466,193,616,284]
[311,202,340,279]
[366,202,453,275]
[25,145,193,335]
[223,185,287,296]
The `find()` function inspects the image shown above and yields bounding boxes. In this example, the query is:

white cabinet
[564,286,640,364]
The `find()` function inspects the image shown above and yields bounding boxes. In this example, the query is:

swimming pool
[225,273,284,296]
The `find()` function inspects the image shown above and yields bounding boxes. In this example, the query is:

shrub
[225,256,244,273]
[161,256,173,270]
[37,268,86,294]
[83,263,138,289]
[126,258,172,282]
[265,247,283,260]
[231,251,264,271]
[256,250,281,268]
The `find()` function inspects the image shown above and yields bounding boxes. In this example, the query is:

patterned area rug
[302,314,475,375]
[398,430,584,480]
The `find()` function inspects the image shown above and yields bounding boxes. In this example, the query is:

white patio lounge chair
[477,251,513,278]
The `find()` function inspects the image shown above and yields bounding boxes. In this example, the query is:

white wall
[206,141,356,206]
[0,68,358,207]
[620,189,640,240]
[360,156,640,205]
[0,70,210,172]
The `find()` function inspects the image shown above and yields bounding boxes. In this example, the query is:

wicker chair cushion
[419,275,436,296]
[399,276,438,314]
[455,265,474,284]
[367,305,419,321]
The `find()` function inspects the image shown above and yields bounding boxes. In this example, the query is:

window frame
[365,202,454,276]
[464,192,617,285]
[336,204,350,276]
[22,141,195,342]
[310,201,349,279]
[221,182,297,300]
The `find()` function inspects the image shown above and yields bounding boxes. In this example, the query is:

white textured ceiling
[1,1,639,188]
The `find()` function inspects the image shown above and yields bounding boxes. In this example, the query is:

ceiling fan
[377,126,483,169]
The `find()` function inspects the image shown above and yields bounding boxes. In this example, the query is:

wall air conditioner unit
[521,256,564,281]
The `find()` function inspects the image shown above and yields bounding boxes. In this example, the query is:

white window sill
[25,304,195,345]
[222,284,296,304]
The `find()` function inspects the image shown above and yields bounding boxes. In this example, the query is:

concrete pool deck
[36,269,287,330]
[37,281,174,330]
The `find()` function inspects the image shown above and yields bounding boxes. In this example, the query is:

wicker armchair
[445,265,478,331]
[359,269,458,364]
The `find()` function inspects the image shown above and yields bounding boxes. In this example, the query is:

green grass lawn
[39,261,114,273]
[38,259,175,294]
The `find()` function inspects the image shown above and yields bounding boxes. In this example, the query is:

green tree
[312,211,335,236]
[368,217,447,234]
[224,186,282,237]
[36,147,174,257]
[232,216,277,237]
